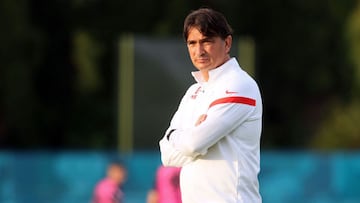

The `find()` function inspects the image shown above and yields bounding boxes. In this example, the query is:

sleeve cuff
[166,129,176,140]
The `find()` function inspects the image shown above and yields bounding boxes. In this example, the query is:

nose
[195,44,205,56]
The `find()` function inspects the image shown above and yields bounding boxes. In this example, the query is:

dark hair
[183,8,233,41]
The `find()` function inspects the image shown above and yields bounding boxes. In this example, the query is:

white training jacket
[159,58,262,203]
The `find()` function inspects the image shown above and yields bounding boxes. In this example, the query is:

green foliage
[0,0,43,147]
[346,0,360,96]
[0,0,359,149]
[73,30,104,93]
[311,100,360,149]
[311,0,360,150]
[253,0,357,148]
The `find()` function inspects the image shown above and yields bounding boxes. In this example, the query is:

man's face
[186,27,232,72]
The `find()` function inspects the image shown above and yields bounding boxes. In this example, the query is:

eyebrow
[187,36,214,44]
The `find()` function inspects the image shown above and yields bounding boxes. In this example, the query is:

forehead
[187,27,207,40]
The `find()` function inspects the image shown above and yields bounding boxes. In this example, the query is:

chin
[195,63,211,70]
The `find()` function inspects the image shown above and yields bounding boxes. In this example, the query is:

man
[92,162,127,203]
[159,8,263,203]
[146,166,182,203]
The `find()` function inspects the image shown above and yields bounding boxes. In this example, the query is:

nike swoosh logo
[225,90,238,94]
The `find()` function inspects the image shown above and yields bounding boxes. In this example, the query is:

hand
[195,114,207,126]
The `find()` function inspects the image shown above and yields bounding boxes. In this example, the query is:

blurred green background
[1,0,360,150]
[1,0,360,202]
[0,0,359,150]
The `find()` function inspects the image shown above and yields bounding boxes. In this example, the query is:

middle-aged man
[159,7,263,203]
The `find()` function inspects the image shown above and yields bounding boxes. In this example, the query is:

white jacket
[159,58,262,203]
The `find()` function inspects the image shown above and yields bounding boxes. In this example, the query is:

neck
[201,70,209,82]
[201,56,231,82]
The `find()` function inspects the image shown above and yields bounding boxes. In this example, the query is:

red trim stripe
[209,96,256,109]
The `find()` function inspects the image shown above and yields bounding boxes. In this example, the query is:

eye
[187,41,196,47]
[202,38,214,45]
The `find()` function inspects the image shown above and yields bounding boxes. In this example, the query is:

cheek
[211,46,225,57]
[205,45,219,55]
[188,48,196,58]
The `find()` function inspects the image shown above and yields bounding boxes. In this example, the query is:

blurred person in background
[159,7,263,203]
[92,162,127,203]
[146,166,182,203]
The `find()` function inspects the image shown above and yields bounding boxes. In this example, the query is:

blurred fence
[1,150,360,203]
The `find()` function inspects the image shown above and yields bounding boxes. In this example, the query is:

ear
[225,35,232,54]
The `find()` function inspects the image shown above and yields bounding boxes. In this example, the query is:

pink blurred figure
[147,166,182,203]
[92,162,127,203]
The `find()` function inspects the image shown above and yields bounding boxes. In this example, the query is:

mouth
[195,58,209,63]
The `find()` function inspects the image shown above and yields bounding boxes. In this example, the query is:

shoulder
[180,83,201,101]
[217,69,260,96]
[157,166,181,180]
[95,178,117,192]
[185,83,201,94]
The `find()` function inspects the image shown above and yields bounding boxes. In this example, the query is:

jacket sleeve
[159,135,194,167]
[159,85,198,167]
[168,82,261,157]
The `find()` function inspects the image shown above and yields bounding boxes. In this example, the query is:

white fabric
[159,58,262,203]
